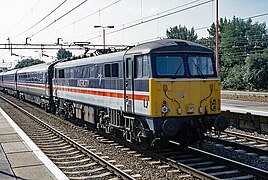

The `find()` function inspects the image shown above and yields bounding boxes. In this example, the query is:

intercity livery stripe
[2,82,49,89]
[17,83,49,89]
[2,82,16,85]
[54,86,149,101]
[2,81,150,101]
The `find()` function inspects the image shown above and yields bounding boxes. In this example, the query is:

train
[0,39,229,148]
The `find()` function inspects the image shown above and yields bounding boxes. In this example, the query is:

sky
[0,0,267,67]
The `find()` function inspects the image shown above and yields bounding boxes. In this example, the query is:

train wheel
[134,121,152,149]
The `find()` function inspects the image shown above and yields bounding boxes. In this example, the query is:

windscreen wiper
[174,62,183,76]
[190,59,204,76]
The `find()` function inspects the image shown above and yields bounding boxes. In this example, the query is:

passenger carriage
[17,62,55,111]
[2,69,19,96]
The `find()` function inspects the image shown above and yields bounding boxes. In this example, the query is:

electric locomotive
[53,39,228,148]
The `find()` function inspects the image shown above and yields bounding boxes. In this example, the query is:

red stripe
[2,82,16,85]
[2,82,149,101]
[54,86,149,101]
[17,83,50,89]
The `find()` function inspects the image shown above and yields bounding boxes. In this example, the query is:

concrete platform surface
[0,107,68,180]
[222,99,268,117]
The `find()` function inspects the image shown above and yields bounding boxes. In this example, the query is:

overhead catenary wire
[12,0,68,39]
[0,0,87,61]
[242,12,268,20]
[82,0,204,41]
[86,0,213,41]
[2,0,43,39]
[42,0,122,39]
[31,0,88,38]
[119,0,202,29]
[2,0,268,62]
[1,0,43,59]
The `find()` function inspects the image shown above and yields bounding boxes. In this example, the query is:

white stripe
[0,108,69,180]
[17,83,46,87]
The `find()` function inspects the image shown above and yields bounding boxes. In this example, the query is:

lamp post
[94,25,114,51]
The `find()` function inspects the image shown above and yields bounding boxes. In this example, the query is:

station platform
[221,99,268,117]
[0,107,68,180]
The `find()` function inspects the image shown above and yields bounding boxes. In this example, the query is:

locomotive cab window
[134,55,150,78]
[188,56,215,76]
[155,56,184,77]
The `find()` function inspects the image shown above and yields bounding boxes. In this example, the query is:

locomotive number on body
[77,80,89,87]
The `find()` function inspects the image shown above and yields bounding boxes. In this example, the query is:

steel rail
[188,146,268,179]
[112,137,218,180]
[205,130,268,156]
[0,95,135,180]
[223,129,268,144]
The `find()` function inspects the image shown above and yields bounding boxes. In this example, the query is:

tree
[15,58,44,69]
[166,25,198,42]
[244,48,268,90]
[205,16,268,90]
[56,48,72,59]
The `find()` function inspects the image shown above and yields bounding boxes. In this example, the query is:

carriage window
[96,64,103,78]
[83,66,89,78]
[156,56,184,76]
[105,64,111,77]
[65,68,70,78]
[59,69,64,78]
[112,63,119,77]
[89,66,95,77]
[188,56,214,76]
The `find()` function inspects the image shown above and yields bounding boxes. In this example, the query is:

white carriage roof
[17,62,52,73]
[2,68,19,75]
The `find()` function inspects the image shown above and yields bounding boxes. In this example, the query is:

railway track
[0,93,200,179]
[1,92,268,179]
[0,95,136,180]
[109,132,268,179]
[203,130,268,157]
[205,129,268,156]
[147,141,268,180]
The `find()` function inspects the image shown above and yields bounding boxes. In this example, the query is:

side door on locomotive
[124,55,135,114]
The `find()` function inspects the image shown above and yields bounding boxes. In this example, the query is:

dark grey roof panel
[126,39,213,55]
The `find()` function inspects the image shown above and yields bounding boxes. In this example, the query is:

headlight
[186,104,195,113]
[211,98,217,111]
[161,105,169,114]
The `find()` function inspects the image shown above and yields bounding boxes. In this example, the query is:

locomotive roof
[126,39,213,55]
[55,39,212,69]
[54,51,126,69]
